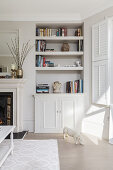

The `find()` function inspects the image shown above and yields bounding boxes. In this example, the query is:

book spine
[60,28,62,36]
[62,28,64,36]
[36,28,38,36]
[75,82,77,93]
[43,57,46,67]
[36,41,37,51]
[81,80,83,93]
[40,29,41,36]
[49,29,52,36]
[38,56,41,67]
[47,29,49,36]
[41,57,43,67]
[43,28,45,36]
[71,81,72,93]
[64,28,67,36]
[42,29,44,37]
[38,41,40,52]
[73,81,74,93]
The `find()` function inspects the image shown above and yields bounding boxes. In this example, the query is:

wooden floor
[25,133,113,170]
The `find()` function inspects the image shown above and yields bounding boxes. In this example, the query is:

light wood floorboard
[24,133,113,170]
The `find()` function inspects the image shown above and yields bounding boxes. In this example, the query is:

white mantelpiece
[0,79,26,132]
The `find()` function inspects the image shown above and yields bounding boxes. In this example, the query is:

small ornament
[52,81,62,93]
[61,42,70,52]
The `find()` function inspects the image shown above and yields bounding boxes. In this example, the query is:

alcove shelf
[35,22,84,94]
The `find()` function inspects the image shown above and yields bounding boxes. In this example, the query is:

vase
[16,69,23,78]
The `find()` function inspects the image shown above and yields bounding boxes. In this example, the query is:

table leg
[10,131,14,155]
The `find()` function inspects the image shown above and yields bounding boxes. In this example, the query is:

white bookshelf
[35,22,84,94]
[35,67,83,71]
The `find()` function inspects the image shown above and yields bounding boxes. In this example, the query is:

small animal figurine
[63,127,84,145]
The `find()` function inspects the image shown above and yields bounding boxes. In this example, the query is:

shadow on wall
[82,104,110,140]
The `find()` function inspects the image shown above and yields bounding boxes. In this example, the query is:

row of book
[77,40,83,52]
[56,28,67,36]
[36,55,54,67]
[36,84,49,93]
[66,80,83,93]
[36,40,46,52]
[36,28,67,37]
[36,28,52,37]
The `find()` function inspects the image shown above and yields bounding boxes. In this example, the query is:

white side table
[0,126,15,168]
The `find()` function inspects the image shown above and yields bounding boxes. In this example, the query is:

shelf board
[35,51,83,56]
[35,36,83,41]
[35,67,83,71]
[34,93,84,97]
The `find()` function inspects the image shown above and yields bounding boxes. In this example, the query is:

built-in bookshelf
[35,23,84,94]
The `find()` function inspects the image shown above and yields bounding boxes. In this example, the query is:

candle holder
[11,69,16,79]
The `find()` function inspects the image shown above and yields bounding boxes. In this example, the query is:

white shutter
[92,24,99,61]
[92,20,108,61]
[99,21,108,58]
[92,60,109,105]
[92,63,99,102]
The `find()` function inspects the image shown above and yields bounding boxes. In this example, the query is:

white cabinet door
[92,20,108,61]
[61,99,75,129]
[35,96,60,133]
[92,60,109,105]
[35,95,84,133]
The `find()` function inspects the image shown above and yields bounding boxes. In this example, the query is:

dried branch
[7,38,33,69]
[7,43,18,66]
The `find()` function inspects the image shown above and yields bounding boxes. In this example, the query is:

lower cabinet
[34,94,84,133]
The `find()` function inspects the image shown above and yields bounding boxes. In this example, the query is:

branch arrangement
[7,38,33,69]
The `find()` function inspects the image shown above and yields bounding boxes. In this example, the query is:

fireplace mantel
[0,79,26,87]
[0,79,27,132]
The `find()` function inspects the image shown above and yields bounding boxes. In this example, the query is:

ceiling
[0,0,113,21]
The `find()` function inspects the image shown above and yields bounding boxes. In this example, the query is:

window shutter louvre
[92,20,108,61]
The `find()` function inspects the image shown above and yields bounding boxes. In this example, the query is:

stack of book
[36,28,52,37]
[36,55,54,67]
[56,28,67,36]
[66,79,83,93]
[36,40,46,52]
[36,84,49,93]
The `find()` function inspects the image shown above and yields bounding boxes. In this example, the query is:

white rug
[0,140,60,170]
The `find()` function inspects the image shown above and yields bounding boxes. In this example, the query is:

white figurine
[53,81,62,93]
[63,127,84,145]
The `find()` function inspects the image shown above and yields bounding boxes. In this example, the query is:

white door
[35,96,60,133]
[92,60,109,105]
[61,99,75,129]
[92,20,108,62]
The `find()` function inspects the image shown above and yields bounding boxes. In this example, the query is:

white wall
[0,22,36,131]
